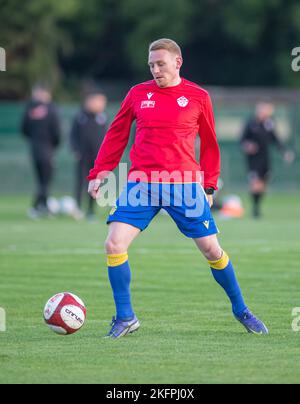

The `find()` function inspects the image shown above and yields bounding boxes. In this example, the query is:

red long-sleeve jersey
[88,78,220,189]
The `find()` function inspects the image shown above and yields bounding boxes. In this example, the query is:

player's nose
[153,65,160,74]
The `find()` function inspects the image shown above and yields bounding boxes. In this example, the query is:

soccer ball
[47,197,60,215]
[59,196,77,216]
[43,292,86,335]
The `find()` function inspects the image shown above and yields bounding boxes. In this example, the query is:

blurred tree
[0,0,300,99]
[58,0,126,80]
[0,0,78,98]
[53,0,300,88]
[59,0,193,82]
[119,0,193,80]
[185,0,300,86]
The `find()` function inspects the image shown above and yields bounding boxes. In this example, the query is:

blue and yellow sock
[208,251,247,317]
[107,252,134,321]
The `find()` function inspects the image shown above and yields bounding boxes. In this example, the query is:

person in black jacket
[21,85,61,217]
[71,90,108,219]
[241,102,294,218]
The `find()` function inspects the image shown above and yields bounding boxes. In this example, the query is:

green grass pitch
[0,193,300,384]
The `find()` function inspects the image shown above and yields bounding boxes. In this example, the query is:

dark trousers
[32,156,53,209]
[75,158,95,214]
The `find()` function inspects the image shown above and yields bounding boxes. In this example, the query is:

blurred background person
[70,89,108,220]
[240,102,294,218]
[21,84,61,218]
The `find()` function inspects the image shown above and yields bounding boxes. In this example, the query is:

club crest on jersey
[177,96,189,107]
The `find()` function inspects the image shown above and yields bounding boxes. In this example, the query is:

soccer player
[241,102,294,218]
[88,39,268,338]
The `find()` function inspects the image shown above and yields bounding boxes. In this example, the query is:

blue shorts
[107,182,218,238]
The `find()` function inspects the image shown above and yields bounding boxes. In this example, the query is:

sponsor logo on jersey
[177,96,189,107]
[141,100,156,109]
[147,92,154,99]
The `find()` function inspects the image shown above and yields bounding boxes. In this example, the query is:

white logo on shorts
[203,221,210,229]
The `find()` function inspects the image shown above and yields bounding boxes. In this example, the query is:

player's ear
[176,56,183,70]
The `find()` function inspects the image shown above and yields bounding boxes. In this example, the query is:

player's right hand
[88,179,101,200]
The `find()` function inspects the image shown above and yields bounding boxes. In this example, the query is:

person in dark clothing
[21,85,61,217]
[71,91,108,219]
[241,102,294,218]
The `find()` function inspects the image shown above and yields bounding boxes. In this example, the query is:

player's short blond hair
[149,38,182,58]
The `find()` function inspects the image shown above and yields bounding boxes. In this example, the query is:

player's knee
[251,179,265,193]
[201,242,222,261]
[104,237,127,254]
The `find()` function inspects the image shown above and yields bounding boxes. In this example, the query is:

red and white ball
[43,292,86,335]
